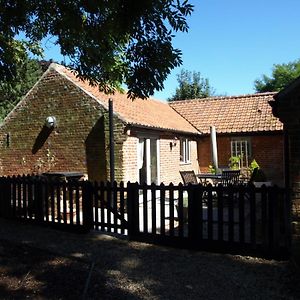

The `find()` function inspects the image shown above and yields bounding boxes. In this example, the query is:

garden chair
[180,170,198,185]
[221,170,241,186]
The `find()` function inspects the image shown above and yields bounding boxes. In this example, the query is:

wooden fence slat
[160,184,166,236]
[68,182,73,225]
[228,185,234,243]
[169,184,175,237]
[50,181,55,223]
[207,184,213,240]
[143,184,148,233]
[27,179,33,220]
[62,181,67,224]
[151,183,156,235]
[261,185,268,250]
[99,181,105,231]
[75,181,80,225]
[113,181,118,233]
[239,185,245,244]
[217,185,224,241]
[106,182,111,232]
[120,181,125,234]
[12,176,16,218]
[127,182,139,237]
[177,184,184,238]
[17,176,22,218]
[82,180,93,231]
[249,184,256,247]
[268,186,275,252]
[272,186,280,252]
[93,181,99,230]
[22,176,27,219]
[56,182,61,223]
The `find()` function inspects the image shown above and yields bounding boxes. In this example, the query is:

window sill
[180,161,191,166]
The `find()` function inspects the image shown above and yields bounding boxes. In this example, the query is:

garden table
[197,173,222,186]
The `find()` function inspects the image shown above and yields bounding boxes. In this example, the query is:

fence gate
[0,176,291,259]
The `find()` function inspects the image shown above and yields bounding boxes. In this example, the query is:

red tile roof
[52,64,199,135]
[170,93,283,134]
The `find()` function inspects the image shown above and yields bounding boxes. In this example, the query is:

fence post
[34,179,42,223]
[82,180,93,232]
[0,177,4,217]
[127,182,139,239]
[188,184,201,247]
[5,177,12,218]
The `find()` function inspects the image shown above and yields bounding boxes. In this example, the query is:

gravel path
[0,218,299,299]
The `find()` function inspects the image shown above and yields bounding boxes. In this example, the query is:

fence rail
[0,175,291,259]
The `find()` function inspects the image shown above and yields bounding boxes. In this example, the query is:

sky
[42,0,300,101]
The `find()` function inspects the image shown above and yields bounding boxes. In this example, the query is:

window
[180,138,190,163]
[5,133,10,148]
[230,139,251,169]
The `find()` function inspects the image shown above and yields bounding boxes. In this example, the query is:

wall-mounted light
[170,140,177,150]
[45,116,57,128]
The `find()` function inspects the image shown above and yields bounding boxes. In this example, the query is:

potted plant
[228,155,241,170]
[208,164,216,174]
[249,159,272,187]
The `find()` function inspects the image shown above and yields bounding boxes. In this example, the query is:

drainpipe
[210,126,219,172]
[109,98,115,184]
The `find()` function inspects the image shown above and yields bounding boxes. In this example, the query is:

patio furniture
[180,170,198,185]
[221,169,241,186]
[197,173,222,186]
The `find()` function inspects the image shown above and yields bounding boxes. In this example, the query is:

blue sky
[43,0,300,100]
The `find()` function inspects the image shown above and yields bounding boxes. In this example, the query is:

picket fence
[0,175,291,259]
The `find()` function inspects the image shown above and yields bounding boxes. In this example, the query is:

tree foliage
[0,56,42,121]
[254,59,300,92]
[0,0,193,99]
[168,69,214,101]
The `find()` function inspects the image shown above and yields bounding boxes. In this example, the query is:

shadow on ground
[0,218,299,299]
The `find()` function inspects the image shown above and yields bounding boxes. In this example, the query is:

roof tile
[170,93,283,134]
[52,64,199,135]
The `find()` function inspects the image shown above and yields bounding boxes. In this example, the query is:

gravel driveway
[0,218,299,299]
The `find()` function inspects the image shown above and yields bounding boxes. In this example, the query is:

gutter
[126,123,202,138]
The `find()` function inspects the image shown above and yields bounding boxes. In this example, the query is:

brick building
[0,63,200,184]
[170,93,284,185]
[0,63,285,185]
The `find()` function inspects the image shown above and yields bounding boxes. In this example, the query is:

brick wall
[122,135,138,183]
[197,134,284,185]
[159,137,198,184]
[0,68,126,182]
[122,132,198,185]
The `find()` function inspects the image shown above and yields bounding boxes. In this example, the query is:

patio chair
[180,170,198,185]
[221,169,241,186]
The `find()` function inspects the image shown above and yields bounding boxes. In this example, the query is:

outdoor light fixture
[169,140,177,150]
[45,116,57,128]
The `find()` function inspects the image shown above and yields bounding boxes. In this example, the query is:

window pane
[180,139,184,162]
[186,140,190,162]
[230,139,251,168]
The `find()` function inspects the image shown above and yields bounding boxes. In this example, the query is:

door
[138,138,159,184]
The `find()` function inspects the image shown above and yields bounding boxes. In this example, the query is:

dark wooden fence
[0,175,291,259]
[129,182,291,259]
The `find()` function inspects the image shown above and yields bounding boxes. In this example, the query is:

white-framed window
[180,138,191,163]
[230,138,251,169]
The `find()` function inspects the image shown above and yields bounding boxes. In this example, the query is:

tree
[168,69,214,101]
[0,1,193,99]
[0,56,42,121]
[254,59,300,92]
